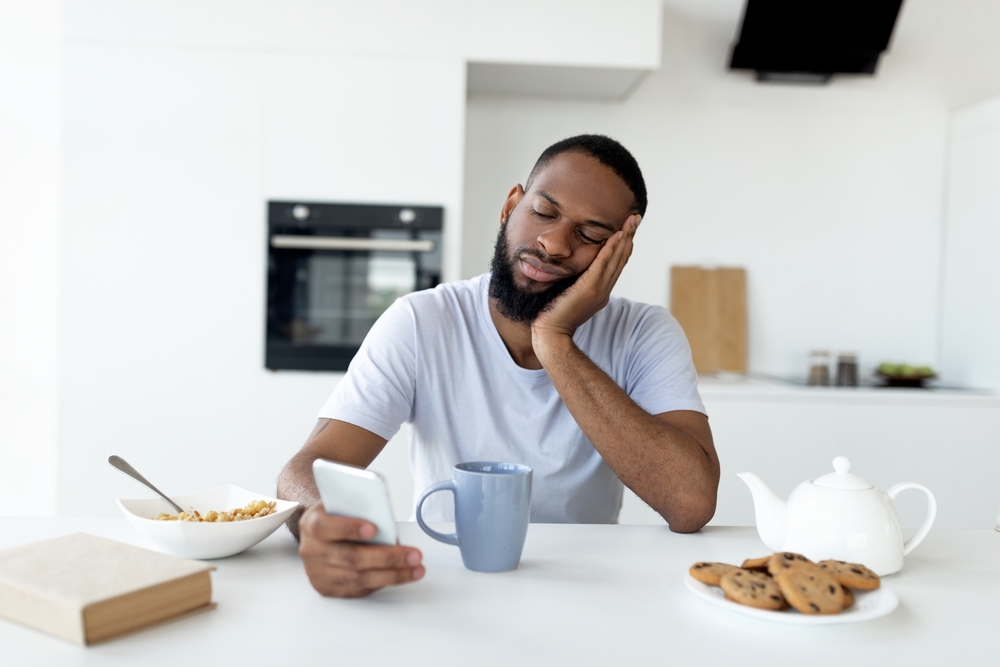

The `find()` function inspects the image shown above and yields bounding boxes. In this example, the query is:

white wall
[462,0,1000,381]
[941,94,1000,389]
[0,0,62,515]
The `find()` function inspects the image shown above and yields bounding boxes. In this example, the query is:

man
[277,135,720,598]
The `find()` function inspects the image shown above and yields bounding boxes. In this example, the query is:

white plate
[685,575,898,625]
[117,484,299,560]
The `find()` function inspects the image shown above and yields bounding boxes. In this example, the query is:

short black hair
[525,134,647,216]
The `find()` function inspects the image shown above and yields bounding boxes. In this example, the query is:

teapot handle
[886,482,937,555]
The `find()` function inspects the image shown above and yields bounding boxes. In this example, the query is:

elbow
[668,517,710,534]
[662,492,717,534]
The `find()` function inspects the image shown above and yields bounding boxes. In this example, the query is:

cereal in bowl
[155,499,276,522]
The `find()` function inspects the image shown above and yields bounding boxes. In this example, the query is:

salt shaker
[836,352,859,387]
[807,350,830,386]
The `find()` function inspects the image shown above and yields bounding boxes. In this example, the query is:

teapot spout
[737,472,787,551]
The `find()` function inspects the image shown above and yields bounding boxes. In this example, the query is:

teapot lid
[812,457,873,490]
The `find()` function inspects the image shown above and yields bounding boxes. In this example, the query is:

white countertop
[2,519,998,666]
[697,374,1000,406]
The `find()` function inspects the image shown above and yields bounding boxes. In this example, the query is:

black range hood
[729,0,904,84]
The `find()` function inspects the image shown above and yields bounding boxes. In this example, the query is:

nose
[536,223,572,259]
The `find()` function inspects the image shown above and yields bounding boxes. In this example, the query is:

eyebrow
[535,190,616,233]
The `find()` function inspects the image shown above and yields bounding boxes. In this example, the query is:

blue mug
[415,462,532,572]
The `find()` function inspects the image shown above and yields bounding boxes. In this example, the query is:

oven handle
[270,235,435,253]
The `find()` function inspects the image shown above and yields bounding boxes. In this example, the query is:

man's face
[489,151,636,323]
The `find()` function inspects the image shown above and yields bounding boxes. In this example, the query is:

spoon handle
[108,455,184,514]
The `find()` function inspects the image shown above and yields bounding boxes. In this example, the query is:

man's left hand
[531,214,641,347]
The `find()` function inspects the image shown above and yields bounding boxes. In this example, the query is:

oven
[266,200,443,371]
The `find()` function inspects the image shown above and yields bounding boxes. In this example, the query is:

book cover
[0,533,215,645]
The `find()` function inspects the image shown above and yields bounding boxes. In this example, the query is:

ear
[500,184,525,227]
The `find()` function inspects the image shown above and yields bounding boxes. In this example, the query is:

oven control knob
[292,204,310,221]
[398,208,416,224]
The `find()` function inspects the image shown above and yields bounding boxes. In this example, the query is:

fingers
[591,214,640,287]
[313,541,423,570]
[607,214,639,282]
[607,215,640,258]
[299,504,377,542]
[358,565,426,590]
[307,565,426,598]
[298,504,425,598]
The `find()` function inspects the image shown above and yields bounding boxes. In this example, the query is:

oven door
[266,228,441,371]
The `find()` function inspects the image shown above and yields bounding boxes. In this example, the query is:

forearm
[278,419,390,541]
[536,334,718,532]
[277,453,323,541]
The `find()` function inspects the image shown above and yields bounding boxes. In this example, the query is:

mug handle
[886,482,937,556]
[415,480,459,546]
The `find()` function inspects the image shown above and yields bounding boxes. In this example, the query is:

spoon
[108,455,184,514]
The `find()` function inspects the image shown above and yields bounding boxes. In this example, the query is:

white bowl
[116,484,299,560]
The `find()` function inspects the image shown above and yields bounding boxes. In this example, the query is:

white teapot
[737,457,936,575]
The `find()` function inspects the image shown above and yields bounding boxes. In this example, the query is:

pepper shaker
[836,352,859,387]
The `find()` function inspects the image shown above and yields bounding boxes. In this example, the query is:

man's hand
[531,214,641,347]
[297,504,424,598]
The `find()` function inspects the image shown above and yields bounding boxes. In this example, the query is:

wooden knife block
[669,266,747,374]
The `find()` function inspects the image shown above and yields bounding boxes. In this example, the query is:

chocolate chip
[829,585,836,594]
[810,603,819,612]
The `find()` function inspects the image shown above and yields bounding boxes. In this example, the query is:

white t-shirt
[318,273,705,523]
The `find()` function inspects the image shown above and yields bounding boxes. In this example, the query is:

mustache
[515,246,569,271]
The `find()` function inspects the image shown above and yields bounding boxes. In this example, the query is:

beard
[488,221,580,324]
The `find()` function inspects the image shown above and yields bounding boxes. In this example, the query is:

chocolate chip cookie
[770,557,846,614]
[689,562,741,586]
[719,569,786,610]
[817,560,881,590]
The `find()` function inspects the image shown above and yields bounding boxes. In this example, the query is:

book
[0,533,215,645]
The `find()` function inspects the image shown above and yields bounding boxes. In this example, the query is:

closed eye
[532,207,603,243]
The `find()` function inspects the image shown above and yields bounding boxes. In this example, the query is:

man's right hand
[297,504,425,598]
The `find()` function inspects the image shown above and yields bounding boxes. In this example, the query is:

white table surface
[2,519,998,666]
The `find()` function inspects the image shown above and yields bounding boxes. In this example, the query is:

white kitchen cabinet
[618,377,1000,530]
[64,0,661,74]
[464,0,660,69]
[941,94,1000,390]
[465,0,662,99]
[58,43,269,516]
[0,0,62,516]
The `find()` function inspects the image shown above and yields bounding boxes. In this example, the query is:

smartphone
[312,459,398,546]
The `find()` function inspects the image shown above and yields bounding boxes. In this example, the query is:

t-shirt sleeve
[623,306,707,417]
[316,298,416,440]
